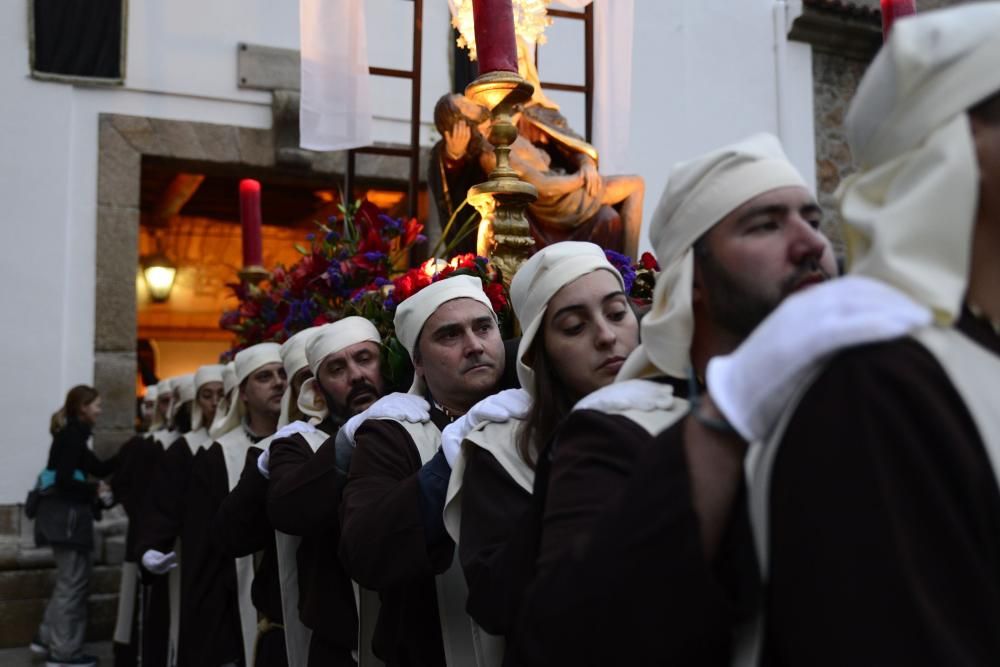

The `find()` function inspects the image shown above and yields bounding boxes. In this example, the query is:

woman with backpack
[33,385,118,667]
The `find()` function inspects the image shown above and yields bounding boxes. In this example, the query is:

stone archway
[92,113,427,454]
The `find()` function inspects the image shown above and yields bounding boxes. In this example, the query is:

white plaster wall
[0,0,813,502]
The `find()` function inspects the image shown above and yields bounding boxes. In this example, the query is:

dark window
[31,0,126,82]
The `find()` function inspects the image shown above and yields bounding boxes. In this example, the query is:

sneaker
[45,655,98,667]
[29,636,48,655]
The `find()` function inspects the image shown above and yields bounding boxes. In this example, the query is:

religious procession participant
[258,318,389,667]
[112,374,195,667]
[339,275,512,666]
[210,361,239,440]
[277,327,322,428]
[140,385,158,433]
[437,241,636,665]
[110,380,191,667]
[500,133,838,666]
[208,324,322,667]
[700,7,1000,663]
[135,364,225,666]
[176,345,286,667]
[148,377,177,445]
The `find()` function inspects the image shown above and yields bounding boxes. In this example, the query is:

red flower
[393,268,432,302]
[402,218,424,246]
[484,282,508,312]
[640,252,659,271]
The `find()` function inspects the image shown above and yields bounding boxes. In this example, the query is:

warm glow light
[365,189,406,210]
[314,190,336,203]
[450,0,552,61]
[143,259,177,302]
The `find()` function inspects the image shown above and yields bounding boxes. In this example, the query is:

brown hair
[515,338,575,469]
[50,385,99,435]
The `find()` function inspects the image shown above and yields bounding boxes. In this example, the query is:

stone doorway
[93,113,429,455]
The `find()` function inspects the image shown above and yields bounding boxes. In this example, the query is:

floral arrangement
[220,199,514,385]
[604,250,660,306]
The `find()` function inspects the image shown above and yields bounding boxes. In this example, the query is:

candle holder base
[239,265,270,286]
[465,70,537,285]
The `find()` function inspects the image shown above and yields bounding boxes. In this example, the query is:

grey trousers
[38,546,92,660]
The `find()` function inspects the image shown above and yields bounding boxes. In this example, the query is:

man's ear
[692,257,704,306]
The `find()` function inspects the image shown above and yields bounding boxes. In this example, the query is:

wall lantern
[142,252,177,302]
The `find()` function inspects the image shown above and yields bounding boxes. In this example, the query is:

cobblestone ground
[0,641,113,667]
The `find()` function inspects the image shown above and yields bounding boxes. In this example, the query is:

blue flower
[326,265,343,289]
[374,276,390,287]
[364,251,387,263]
[378,214,401,233]
[326,231,341,243]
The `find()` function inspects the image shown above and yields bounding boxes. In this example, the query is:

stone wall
[811,51,869,251]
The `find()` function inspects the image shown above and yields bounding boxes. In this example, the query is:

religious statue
[430,92,644,258]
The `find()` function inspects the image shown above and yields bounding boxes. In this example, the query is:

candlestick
[239,179,263,269]
[465,69,537,286]
[471,0,519,74]
[881,0,916,41]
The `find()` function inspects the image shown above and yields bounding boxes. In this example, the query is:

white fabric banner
[552,1,635,174]
[299,0,373,151]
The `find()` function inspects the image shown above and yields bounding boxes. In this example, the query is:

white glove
[467,388,532,424]
[574,379,675,413]
[341,393,431,446]
[441,389,532,468]
[256,449,270,479]
[97,480,114,508]
[141,549,178,575]
[707,275,932,442]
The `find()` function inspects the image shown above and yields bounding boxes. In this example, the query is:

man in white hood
[261,317,387,666]
[339,276,507,666]
[174,344,286,667]
[134,364,225,665]
[701,5,1000,663]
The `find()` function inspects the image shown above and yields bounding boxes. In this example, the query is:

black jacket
[35,418,117,550]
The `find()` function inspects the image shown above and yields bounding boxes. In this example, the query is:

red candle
[239,179,263,267]
[881,0,916,41]
[471,0,519,74]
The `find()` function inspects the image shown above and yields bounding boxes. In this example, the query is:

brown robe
[133,436,200,667]
[761,312,1000,665]
[338,410,453,667]
[507,373,753,666]
[217,447,287,667]
[110,434,169,667]
[180,442,245,667]
[266,420,358,667]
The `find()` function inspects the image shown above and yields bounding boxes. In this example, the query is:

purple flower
[306,233,316,241]
[604,250,636,293]
[326,264,343,288]
[364,251,387,263]
[326,231,341,243]
[415,234,427,245]
[374,276,390,287]
[378,214,401,233]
